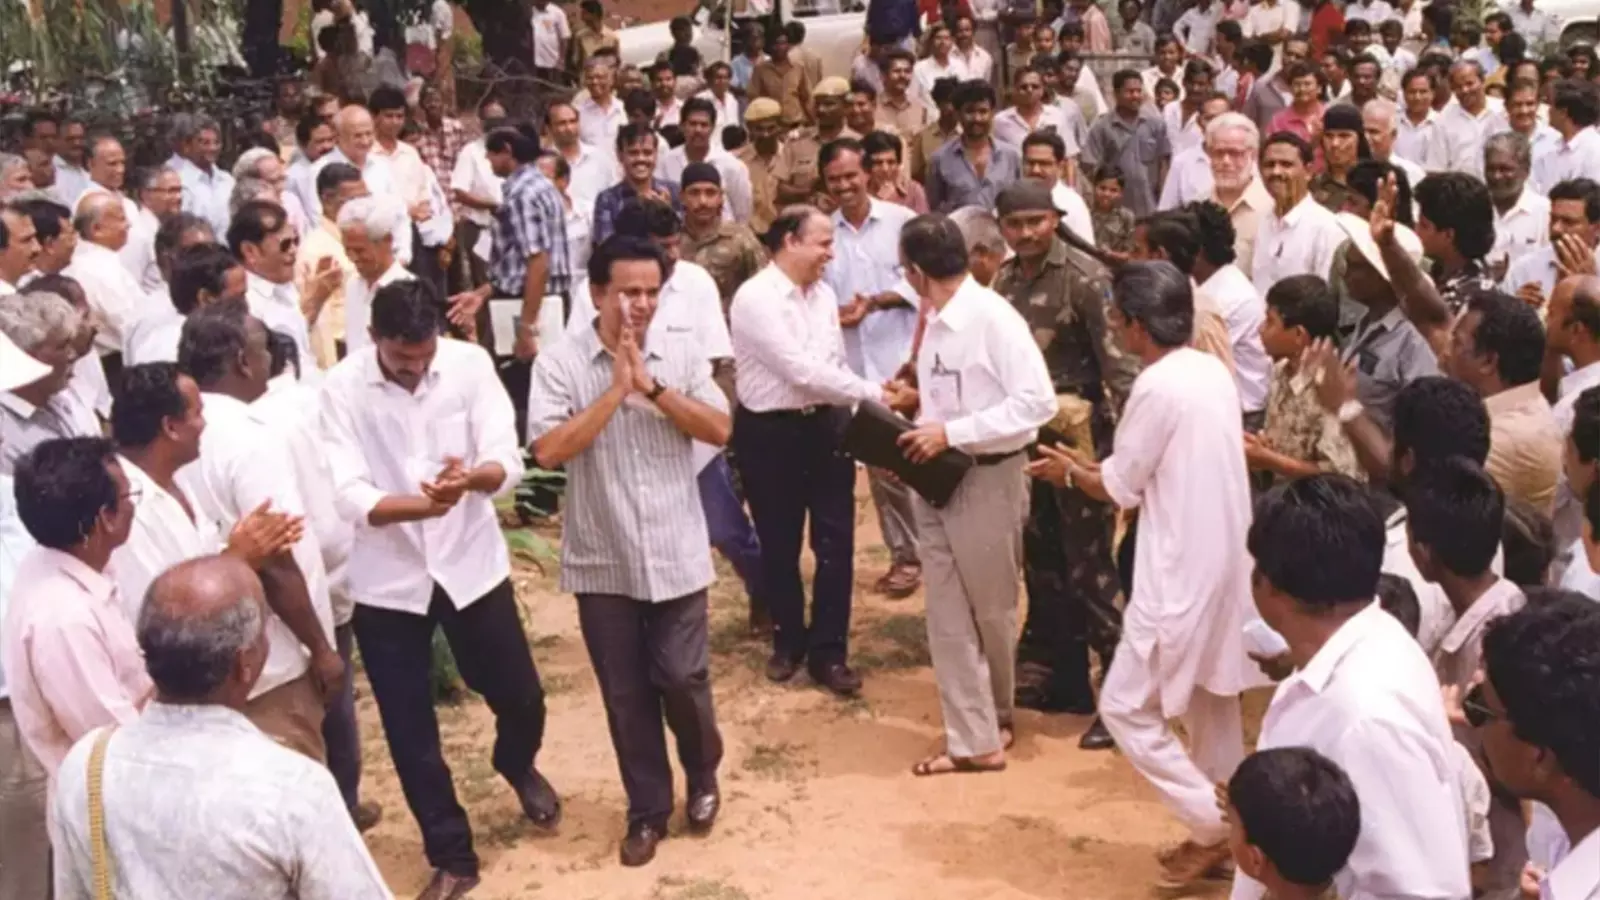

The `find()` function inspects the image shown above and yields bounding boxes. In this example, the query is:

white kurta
[1101,347,1262,717]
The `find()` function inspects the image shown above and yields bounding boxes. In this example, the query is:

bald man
[66,192,149,366]
[1548,275,1600,565]
[49,556,392,900]
[308,106,412,264]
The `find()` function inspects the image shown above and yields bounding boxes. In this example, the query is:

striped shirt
[527,320,725,601]
[489,164,571,297]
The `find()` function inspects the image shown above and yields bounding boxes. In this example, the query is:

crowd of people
[1,0,1599,896]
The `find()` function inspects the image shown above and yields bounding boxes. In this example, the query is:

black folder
[843,401,973,509]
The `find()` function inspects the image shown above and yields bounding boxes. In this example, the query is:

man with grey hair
[76,134,151,285]
[0,292,99,474]
[948,206,1008,287]
[66,191,147,366]
[1200,111,1274,278]
[1360,98,1427,191]
[233,147,312,235]
[1485,130,1551,275]
[173,114,235,236]
[49,555,392,900]
[132,166,184,292]
[0,153,31,199]
[310,105,412,264]
[337,195,412,354]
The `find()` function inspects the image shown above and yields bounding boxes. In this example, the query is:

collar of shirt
[1485,380,1548,417]
[0,390,40,420]
[1352,304,1409,345]
[360,341,442,392]
[832,196,892,234]
[927,275,983,332]
[1559,359,1600,400]
[1437,577,1523,655]
[1546,823,1600,900]
[29,545,118,608]
[1290,600,1391,694]
[1562,127,1599,155]
[245,270,294,307]
[1276,192,1322,228]
[1501,187,1546,223]
[138,700,259,735]
[576,316,664,365]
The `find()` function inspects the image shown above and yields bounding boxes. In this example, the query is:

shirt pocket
[1136,132,1162,165]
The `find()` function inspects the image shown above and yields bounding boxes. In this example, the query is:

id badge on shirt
[924,354,962,422]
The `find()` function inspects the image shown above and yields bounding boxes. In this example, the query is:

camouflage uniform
[1309,173,1358,214]
[736,143,783,234]
[1090,207,1137,255]
[682,221,768,313]
[993,237,1139,709]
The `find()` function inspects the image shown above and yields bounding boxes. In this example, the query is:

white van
[617,0,868,78]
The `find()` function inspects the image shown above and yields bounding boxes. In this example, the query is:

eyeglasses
[277,236,299,253]
[1462,682,1502,728]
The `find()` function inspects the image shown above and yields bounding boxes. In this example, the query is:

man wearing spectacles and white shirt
[318,278,561,900]
[730,205,902,698]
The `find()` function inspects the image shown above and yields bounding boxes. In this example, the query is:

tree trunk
[461,0,532,73]
[242,0,285,76]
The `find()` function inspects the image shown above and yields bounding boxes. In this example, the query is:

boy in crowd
[1224,747,1362,900]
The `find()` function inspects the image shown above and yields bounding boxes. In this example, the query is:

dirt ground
[356,474,1240,900]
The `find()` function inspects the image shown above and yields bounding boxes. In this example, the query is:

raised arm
[1371,173,1451,357]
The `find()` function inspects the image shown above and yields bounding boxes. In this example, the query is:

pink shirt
[1269,104,1325,145]
[1082,5,1113,53]
[1,547,151,775]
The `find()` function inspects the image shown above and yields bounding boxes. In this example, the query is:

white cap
[0,329,51,393]
[1335,212,1423,284]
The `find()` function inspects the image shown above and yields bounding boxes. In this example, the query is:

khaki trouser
[0,700,50,900]
[245,675,328,764]
[913,454,1031,758]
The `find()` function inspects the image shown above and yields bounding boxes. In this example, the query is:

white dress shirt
[0,473,35,700]
[990,105,1079,156]
[730,263,881,412]
[1492,186,1551,272]
[370,140,434,213]
[1174,2,1222,56]
[108,455,219,627]
[121,307,184,367]
[1231,602,1473,900]
[823,200,920,384]
[74,183,149,285]
[66,241,155,355]
[696,90,743,148]
[1053,182,1097,247]
[1425,97,1510,178]
[308,149,413,264]
[1245,0,1300,69]
[343,262,415,357]
[52,157,91,210]
[449,138,504,229]
[1533,128,1600,199]
[576,95,626,154]
[1502,243,1600,300]
[1551,360,1600,558]
[656,146,754,222]
[561,142,619,215]
[530,2,570,68]
[916,276,1055,454]
[1394,110,1439,166]
[245,271,316,379]
[285,153,320,225]
[1345,0,1396,22]
[319,339,524,615]
[1388,153,1427,194]
[174,392,335,699]
[1199,264,1270,412]
[1543,821,1599,900]
[252,374,355,624]
[950,45,993,83]
[51,705,392,900]
[913,58,964,111]
[1251,194,1346,298]
[1157,144,1213,210]
[174,156,235,236]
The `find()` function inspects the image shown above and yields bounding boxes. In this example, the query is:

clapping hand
[225,500,305,568]
[420,457,470,513]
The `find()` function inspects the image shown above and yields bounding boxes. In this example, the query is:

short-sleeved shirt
[1339,306,1439,434]
[909,122,959,185]
[489,164,571,297]
[770,135,826,207]
[991,237,1138,413]
[1080,111,1170,219]
[591,179,683,246]
[1260,360,1364,481]
[749,59,812,127]
[1091,207,1136,254]
[1484,381,1565,515]
[682,222,768,309]
[735,143,782,234]
[1434,258,1499,316]
[925,138,1022,213]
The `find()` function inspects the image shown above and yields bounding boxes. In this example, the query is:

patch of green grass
[456,754,500,804]
[653,875,751,900]
[530,632,562,650]
[542,672,579,697]
[742,741,806,779]
[860,613,930,670]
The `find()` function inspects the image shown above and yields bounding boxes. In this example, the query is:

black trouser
[353,579,546,877]
[731,406,856,668]
[409,226,449,298]
[322,621,363,813]
[576,590,723,829]
[494,292,568,443]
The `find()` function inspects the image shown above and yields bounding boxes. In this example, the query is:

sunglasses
[1462,682,1502,728]
[277,236,299,253]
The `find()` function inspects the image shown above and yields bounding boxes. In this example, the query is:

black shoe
[686,789,720,834]
[415,869,480,900]
[512,769,562,830]
[1078,716,1115,751]
[352,800,383,833]
[810,662,863,697]
[1015,683,1096,715]
[620,821,665,867]
[765,652,802,683]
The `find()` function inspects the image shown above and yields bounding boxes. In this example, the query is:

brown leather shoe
[415,869,480,900]
[880,563,922,599]
[352,800,383,833]
[686,789,720,833]
[1156,840,1232,890]
[620,822,665,867]
[811,661,863,696]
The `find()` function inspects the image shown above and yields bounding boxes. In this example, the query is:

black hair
[899,214,968,280]
[818,137,865,173]
[1216,19,1243,44]
[580,0,603,15]
[931,76,962,106]
[1498,32,1528,67]
[1572,387,1600,465]
[315,160,364,199]
[1423,3,1454,36]
[1058,21,1085,40]
[1376,572,1421,638]
[951,79,997,110]
[849,76,878,99]
[1264,130,1314,165]
[1414,173,1496,260]
[370,279,446,343]
[1484,10,1514,32]
[24,274,86,309]
[1239,40,1274,74]
[1249,474,1385,609]
[1111,68,1142,92]
[15,197,71,244]
[614,197,681,240]
[785,19,806,43]
[1344,18,1372,36]
[1265,274,1339,341]
[266,329,299,379]
[1092,164,1125,186]
[1401,66,1434,91]
[860,129,904,162]
[1502,498,1555,588]
[1348,161,1415,227]
[178,297,252,388]
[14,437,120,551]
[23,109,60,138]
[1181,58,1215,88]
[681,96,718,126]
[1349,52,1383,75]
[615,121,659,157]
[367,84,408,115]
[484,124,542,163]
[169,243,238,316]
[1552,78,1600,128]
[587,233,669,288]
[622,87,658,120]
[762,205,823,255]
[1184,200,1235,267]
[1021,130,1067,162]
[1392,376,1492,468]
[112,362,188,449]
[659,125,685,149]
[1378,18,1403,37]
[721,125,748,152]
[1112,261,1193,348]
[1404,456,1505,576]
[1141,211,1200,274]
[1154,77,1179,97]
[1482,591,1600,798]
[1548,177,1600,224]
[1229,747,1361,887]
[225,200,289,258]
[1465,290,1547,387]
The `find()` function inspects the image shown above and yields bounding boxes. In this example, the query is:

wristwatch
[1336,399,1365,424]
[645,378,667,401]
